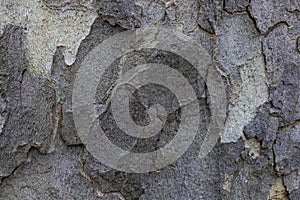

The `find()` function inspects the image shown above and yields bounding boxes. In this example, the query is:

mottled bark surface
[0,0,299,199]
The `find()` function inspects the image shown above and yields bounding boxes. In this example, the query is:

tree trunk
[0,0,299,199]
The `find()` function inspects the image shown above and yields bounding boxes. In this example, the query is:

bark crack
[78,147,126,200]
[278,119,300,132]
[0,145,39,187]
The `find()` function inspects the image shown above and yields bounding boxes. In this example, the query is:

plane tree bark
[0,0,299,199]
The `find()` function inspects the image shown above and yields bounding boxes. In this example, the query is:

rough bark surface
[0,0,299,199]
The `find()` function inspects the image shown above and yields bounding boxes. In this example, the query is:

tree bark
[0,0,299,199]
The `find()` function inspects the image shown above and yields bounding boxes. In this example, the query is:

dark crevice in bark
[261,21,290,37]
[246,2,290,37]
[0,145,39,187]
[296,37,300,54]
[278,119,300,132]
[78,147,127,200]
[197,24,216,36]
[246,4,261,34]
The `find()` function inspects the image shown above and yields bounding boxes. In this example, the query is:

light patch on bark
[0,0,97,76]
[0,114,4,133]
[244,137,260,159]
[223,173,234,192]
[222,55,268,143]
[268,177,288,200]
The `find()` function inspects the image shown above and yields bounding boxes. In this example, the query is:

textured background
[0,0,299,199]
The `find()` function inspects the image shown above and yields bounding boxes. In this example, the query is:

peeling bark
[0,0,299,199]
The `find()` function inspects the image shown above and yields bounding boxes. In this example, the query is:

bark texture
[0,0,299,199]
